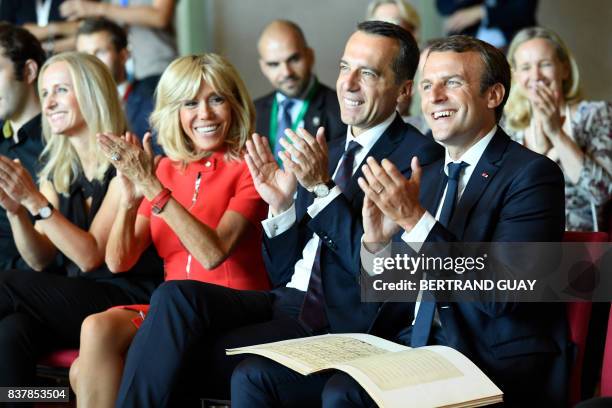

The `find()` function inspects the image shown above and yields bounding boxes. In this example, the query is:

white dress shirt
[262,113,398,291]
[404,125,497,324]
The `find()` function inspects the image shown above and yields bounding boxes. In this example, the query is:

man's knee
[150,280,202,307]
[0,313,36,347]
[322,372,370,408]
[0,269,21,313]
[231,356,278,392]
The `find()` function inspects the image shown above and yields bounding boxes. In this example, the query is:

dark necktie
[299,140,362,333]
[411,161,467,347]
[273,98,295,162]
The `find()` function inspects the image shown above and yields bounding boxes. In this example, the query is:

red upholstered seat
[38,349,79,369]
[601,305,612,396]
[564,231,609,406]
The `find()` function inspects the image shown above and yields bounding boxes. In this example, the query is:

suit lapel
[259,94,274,137]
[448,129,509,236]
[303,83,324,133]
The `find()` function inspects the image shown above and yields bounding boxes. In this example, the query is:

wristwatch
[33,202,54,221]
[312,180,335,198]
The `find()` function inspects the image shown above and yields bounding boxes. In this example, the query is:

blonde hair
[37,52,126,195]
[151,54,255,165]
[366,0,421,39]
[504,27,582,131]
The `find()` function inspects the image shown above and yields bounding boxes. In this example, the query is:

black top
[54,166,163,300]
[0,115,44,270]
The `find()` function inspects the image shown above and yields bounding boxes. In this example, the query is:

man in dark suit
[76,18,159,154]
[115,21,441,407]
[254,20,345,163]
[319,36,569,407]
[0,23,46,271]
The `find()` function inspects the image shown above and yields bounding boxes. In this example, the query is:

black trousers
[0,269,149,386]
[116,280,310,407]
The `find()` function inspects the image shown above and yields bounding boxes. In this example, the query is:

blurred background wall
[175,0,611,102]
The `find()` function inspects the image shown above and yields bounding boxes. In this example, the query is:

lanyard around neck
[269,80,319,144]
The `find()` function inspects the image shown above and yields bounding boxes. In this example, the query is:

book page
[344,348,463,391]
[333,346,503,408]
[226,333,409,374]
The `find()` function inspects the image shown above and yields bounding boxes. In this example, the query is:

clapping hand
[358,156,425,235]
[245,133,297,215]
[0,156,45,214]
[530,82,564,141]
[0,186,20,214]
[97,131,160,201]
[278,127,330,190]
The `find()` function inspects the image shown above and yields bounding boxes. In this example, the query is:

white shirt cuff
[262,203,296,238]
[306,186,341,219]
[360,235,392,276]
[401,211,436,253]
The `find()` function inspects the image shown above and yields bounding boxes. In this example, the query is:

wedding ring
[110,152,121,161]
[375,185,385,194]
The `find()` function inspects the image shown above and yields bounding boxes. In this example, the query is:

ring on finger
[110,152,121,161]
[375,185,385,194]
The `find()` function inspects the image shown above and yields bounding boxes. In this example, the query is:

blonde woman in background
[0,52,161,387]
[366,0,420,41]
[70,54,270,408]
[504,27,612,231]
[366,0,430,134]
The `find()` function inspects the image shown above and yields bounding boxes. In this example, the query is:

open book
[227,333,502,408]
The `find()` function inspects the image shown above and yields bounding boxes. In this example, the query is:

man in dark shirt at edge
[0,23,47,270]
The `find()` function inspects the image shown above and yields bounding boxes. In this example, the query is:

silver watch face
[314,184,330,197]
[39,205,53,219]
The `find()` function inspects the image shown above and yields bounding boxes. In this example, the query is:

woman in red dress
[70,53,270,407]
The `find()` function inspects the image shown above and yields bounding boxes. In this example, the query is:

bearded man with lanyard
[255,20,345,163]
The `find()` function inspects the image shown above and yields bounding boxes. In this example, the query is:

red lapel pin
[481,172,489,178]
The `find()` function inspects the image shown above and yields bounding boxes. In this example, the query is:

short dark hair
[356,20,419,84]
[0,22,46,81]
[427,35,511,121]
[77,17,128,52]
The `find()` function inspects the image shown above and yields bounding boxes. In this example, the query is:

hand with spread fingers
[0,156,47,214]
[245,133,297,215]
[358,156,425,234]
[97,131,162,201]
[278,127,329,190]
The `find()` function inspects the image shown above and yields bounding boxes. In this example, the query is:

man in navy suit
[254,20,345,162]
[317,36,569,407]
[115,21,442,406]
